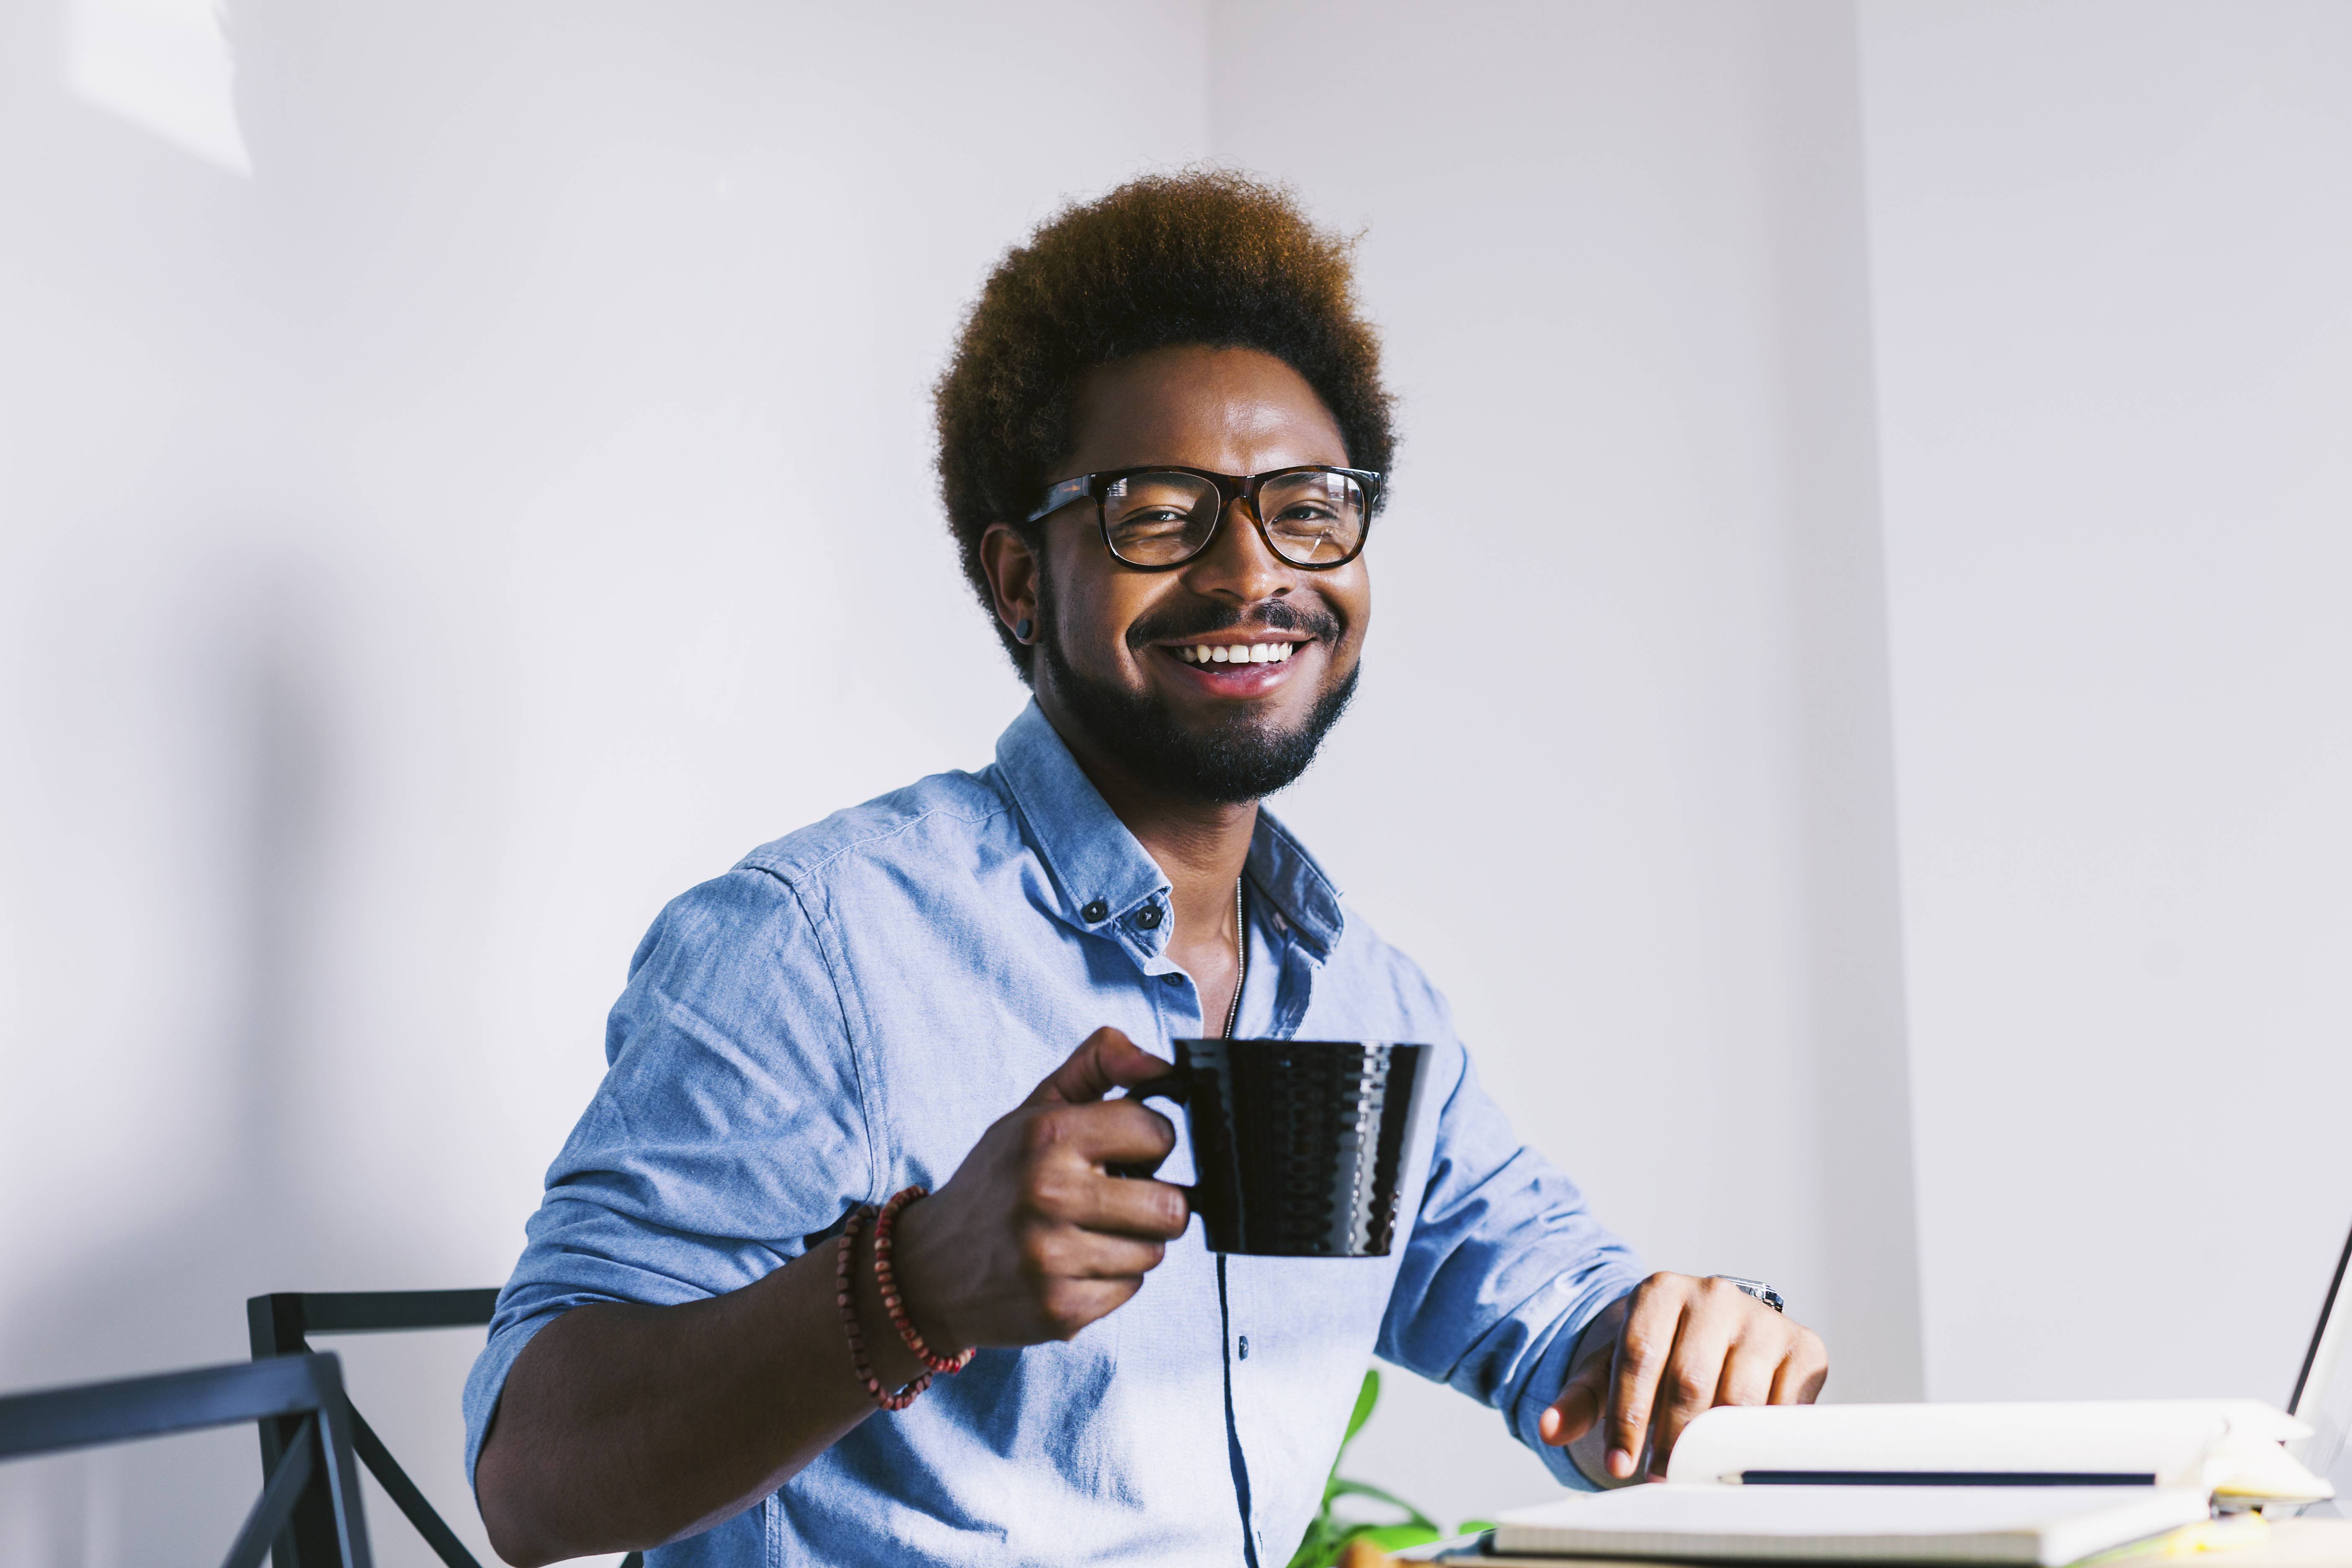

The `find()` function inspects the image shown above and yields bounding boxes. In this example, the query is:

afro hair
[933,169,1397,676]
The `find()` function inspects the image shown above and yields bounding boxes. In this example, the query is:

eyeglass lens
[1101,470,1367,567]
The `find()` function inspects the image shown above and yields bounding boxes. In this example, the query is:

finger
[1054,1170,1191,1240]
[1026,1026,1171,1106]
[1037,1275,1146,1341]
[1023,1127,1189,1238]
[1030,1226,1171,1280]
[1713,1332,1779,1410]
[1078,1100,1181,1166]
[1541,1351,1612,1446]
[1542,1292,1628,1449]
[1766,1325,1830,1405]
[1647,1308,1736,1474]
[1606,1279,1689,1480]
[1029,1100,1179,1168]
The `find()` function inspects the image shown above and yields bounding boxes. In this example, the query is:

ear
[979,524,1041,644]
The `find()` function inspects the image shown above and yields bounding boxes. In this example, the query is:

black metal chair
[0,1350,372,1568]
[248,1289,645,1568]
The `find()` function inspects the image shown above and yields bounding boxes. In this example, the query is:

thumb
[1541,1349,1612,1447]
[1026,1026,1170,1106]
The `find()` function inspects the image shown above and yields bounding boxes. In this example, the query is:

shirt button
[1135,905,1163,930]
[1237,1335,1250,1361]
[1081,900,1108,923]
[1161,972,1184,987]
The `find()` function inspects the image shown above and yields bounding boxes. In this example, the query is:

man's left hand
[1540,1272,1827,1483]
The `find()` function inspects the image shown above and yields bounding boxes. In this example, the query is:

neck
[1034,689,1255,947]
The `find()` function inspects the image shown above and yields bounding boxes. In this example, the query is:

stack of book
[1420,1400,2339,1567]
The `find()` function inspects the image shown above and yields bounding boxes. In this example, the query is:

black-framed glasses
[1026,464,1382,570]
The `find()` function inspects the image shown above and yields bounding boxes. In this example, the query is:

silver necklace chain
[1220,878,1246,1041]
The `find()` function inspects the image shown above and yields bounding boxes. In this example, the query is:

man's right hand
[889,1026,1192,1352]
[475,1026,1191,1564]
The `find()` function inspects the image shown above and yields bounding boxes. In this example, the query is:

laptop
[2288,1220,2352,1516]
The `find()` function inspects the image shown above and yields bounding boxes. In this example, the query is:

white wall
[1859,0,2352,1403]
[5,1,2345,1563]
[1212,0,1921,1526]
[0,3,1209,1560]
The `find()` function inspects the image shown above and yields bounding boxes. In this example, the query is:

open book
[1488,1485,2208,1565]
[1476,1402,2331,1564]
[1661,1400,2331,1503]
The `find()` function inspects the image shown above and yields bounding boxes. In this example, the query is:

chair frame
[0,1350,372,1568]
[250,1290,499,1568]
[250,1288,647,1568]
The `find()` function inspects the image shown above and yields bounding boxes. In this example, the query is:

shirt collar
[1244,805,1345,959]
[991,700,1346,958]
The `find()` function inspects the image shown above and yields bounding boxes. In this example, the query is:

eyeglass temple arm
[1026,475,1093,525]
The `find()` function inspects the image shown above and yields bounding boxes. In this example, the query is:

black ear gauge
[1014,617,1034,643]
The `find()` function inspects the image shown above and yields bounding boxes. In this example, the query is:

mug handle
[1106,1074,1186,1181]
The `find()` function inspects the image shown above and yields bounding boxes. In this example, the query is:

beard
[1035,582,1359,806]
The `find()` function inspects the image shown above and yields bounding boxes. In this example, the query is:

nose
[1177,494,1295,606]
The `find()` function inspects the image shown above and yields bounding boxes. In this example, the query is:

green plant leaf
[1296,1519,1445,1568]
[1358,1524,1444,1551]
[1290,1367,1449,1568]
[1324,1478,1437,1531]
[1342,1369,1381,1448]
[1285,1520,1343,1568]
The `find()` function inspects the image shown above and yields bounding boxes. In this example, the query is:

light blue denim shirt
[464,702,1643,1565]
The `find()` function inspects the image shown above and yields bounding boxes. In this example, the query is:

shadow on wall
[0,555,343,1557]
[4,8,333,1558]
[3,544,508,1566]
[4,0,663,1551]
[1756,0,1926,1408]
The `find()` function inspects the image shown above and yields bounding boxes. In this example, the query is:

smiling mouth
[1164,640,1299,666]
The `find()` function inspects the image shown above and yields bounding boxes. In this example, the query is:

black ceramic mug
[1116,1039,1430,1257]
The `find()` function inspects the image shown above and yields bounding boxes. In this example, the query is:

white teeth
[1173,641,1300,664]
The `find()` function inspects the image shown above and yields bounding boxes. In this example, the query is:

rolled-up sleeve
[461,867,872,1484]
[1375,1045,1645,1488]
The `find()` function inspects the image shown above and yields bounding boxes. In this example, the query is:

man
[467,171,1827,1567]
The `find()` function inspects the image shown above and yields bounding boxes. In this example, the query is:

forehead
[1064,345,1349,476]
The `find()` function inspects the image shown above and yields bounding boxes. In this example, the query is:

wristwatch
[1714,1276,1785,1313]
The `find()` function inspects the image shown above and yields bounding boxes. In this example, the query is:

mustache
[1125,599,1342,650]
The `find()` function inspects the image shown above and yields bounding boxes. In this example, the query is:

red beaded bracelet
[874,1185,975,1376]
[836,1204,930,1411]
